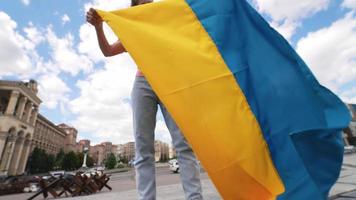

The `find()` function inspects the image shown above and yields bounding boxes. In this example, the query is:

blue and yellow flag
[97,0,351,199]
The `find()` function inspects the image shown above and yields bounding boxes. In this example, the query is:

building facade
[344,104,356,145]
[90,144,105,166]
[57,123,78,153]
[112,145,118,154]
[349,104,356,121]
[117,144,124,159]
[0,80,41,176]
[169,145,176,159]
[114,141,169,163]
[31,114,66,155]
[122,142,135,162]
[154,140,169,162]
[101,142,113,161]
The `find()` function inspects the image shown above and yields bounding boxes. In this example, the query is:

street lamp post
[82,147,89,168]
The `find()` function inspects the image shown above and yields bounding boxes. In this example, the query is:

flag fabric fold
[97,0,351,199]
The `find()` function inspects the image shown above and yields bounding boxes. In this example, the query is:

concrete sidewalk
[64,179,221,200]
[65,153,356,200]
[329,153,356,199]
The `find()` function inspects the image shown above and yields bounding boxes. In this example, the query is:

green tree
[62,151,79,171]
[27,147,55,174]
[87,155,94,167]
[119,156,128,164]
[55,149,65,169]
[46,154,55,171]
[76,152,83,169]
[27,147,42,174]
[105,153,117,169]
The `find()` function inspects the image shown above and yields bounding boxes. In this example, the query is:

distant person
[86,1,203,199]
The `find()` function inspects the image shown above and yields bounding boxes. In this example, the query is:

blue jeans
[131,76,203,200]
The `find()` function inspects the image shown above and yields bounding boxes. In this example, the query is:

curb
[329,189,356,200]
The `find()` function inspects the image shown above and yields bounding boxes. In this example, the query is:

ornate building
[344,104,356,145]
[0,80,41,176]
[169,145,176,159]
[90,144,105,166]
[31,114,66,155]
[154,140,169,162]
[115,141,169,163]
[349,104,356,121]
[111,144,118,155]
[123,142,135,162]
[57,123,78,153]
[117,144,124,160]
[99,142,114,161]
[90,142,123,166]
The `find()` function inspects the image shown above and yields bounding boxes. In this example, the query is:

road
[108,166,209,192]
[3,154,356,200]
[0,166,210,200]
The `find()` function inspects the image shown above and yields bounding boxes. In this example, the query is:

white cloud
[254,0,330,21]
[23,22,44,47]
[84,0,130,12]
[0,12,34,78]
[80,0,131,62]
[21,0,30,6]
[296,12,356,103]
[0,11,94,111]
[38,73,71,109]
[270,20,299,41]
[341,86,356,104]
[0,11,92,79]
[155,119,172,144]
[61,14,70,25]
[342,0,356,10]
[84,0,161,13]
[78,23,118,62]
[66,0,141,144]
[252,0,330,40]
[45,26,93,76]
[69,60,174,144]
[347,97,356,104]
[69,54,137,144]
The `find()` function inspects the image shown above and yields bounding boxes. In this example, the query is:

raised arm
[86,8,126,57]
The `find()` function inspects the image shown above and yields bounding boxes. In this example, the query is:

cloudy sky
[0,0,355,145]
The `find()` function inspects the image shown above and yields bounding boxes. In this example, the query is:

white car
[345,145,356,154]
[23,183,39,193]
[94,166,105,171]
[49,170,65,178]
[168,159,179,173]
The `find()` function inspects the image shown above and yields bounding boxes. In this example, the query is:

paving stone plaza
[65,153,356,200]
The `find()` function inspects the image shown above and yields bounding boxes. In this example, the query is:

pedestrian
[86,1,203,199]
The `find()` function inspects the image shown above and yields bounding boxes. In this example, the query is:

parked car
[83,168,98,177]
[128,159,135,167]
[345,145,356,154]
[95,166,105,171]
[0,176,27,195]
[49,170,65,178]
[23,183,39,193]
[168,159,179,173]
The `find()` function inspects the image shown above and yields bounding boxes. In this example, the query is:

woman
[86,1,203,199]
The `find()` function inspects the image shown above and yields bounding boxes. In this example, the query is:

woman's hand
[86,7,126,56]
[86,8,102,28]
